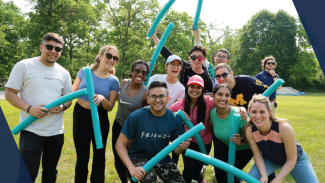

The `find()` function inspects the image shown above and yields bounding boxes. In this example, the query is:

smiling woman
[112,60,149,183]
[70,45,120,183]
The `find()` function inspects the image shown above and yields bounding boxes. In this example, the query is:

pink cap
[187,75,204,87]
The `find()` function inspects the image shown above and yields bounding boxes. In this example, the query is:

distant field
[1,93,324,183]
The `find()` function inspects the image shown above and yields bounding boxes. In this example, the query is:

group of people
[4,26,318,183]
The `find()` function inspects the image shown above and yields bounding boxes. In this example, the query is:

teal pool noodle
[131,122,205,182]
[84,67,103,149]
[176,110,208,166]
[192,0,203,30]
[11,89,88,135]
[185,149,260,183]
[262,78,284,98]
[227,114,241,183]
[144,22,174,86]
[147,0,176,37]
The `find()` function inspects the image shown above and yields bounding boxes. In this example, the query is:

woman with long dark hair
[71,45,120,183]
[245,94,318,183]
[169,75,215,183]
[112,60,149,183]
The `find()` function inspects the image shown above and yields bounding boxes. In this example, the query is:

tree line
[1,0,324,90]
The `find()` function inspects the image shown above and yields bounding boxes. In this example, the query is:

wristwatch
[273,75,277,78]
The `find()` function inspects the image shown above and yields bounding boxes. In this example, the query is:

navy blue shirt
[256,70,279,100]
[121,106,185,163]
[230,75,268,110]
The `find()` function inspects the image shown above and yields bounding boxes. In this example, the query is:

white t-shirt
[148,74,185,107]
[5,57,72,136]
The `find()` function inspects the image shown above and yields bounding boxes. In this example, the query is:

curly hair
[128,60,149,79]
[261,56,277,70]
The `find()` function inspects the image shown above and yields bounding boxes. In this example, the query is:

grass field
[1,93,324,183]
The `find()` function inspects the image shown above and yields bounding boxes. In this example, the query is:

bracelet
[27,105,32,113]
[62,104,67,111]
[241,138,245,144]
[180,148,186,151]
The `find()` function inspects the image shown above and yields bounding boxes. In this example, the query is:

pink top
[170,96,215,144]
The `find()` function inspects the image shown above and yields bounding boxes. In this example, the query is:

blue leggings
[249,151,318,183]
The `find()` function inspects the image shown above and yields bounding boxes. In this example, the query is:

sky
[5,0,299,30]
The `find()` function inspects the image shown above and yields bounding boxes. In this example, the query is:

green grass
[0,87,6,91]
[1,94,324,183]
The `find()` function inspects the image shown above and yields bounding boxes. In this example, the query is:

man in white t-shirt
[5,33,72,182]
[148,55,185,107]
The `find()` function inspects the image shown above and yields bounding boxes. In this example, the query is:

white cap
[166,55,182,65]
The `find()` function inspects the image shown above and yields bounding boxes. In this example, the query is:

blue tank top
[252,122,303,166]
[77,68,119,101]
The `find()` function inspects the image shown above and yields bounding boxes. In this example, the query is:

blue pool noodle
[147,0,176,37]
[262,79,284,98]
[11,89,88,135]
[144,22,174,86]
[227,114,241,183]
[84,67,103,149]
[185,149,260,183]
[176,110,208,166]
[131,122,205,182]
[192,0,203,30]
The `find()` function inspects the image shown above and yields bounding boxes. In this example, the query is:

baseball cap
[166,55,182,65]
[187,75,204,87]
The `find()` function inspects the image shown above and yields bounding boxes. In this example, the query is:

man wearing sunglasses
[5,33,72,182]
[192,24,231,89]
[150,29,213,93]
[256,56,281,116]
[148,55,185,107]
[116,81,191,182]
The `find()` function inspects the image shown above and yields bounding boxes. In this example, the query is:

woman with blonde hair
[245,94,318,183]
[72,45,120,183]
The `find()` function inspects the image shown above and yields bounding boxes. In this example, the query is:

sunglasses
[106,53,119,62]
[45,44,63,52]
[266,62,275,65]
[133,68,147,76]
[215,72,230,79]
[190,55,204,61]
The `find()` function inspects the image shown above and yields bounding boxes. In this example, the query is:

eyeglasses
[149,94,167,101]
[215,72,230,79]
[266,62,275,65]
[168,64,182,69]
[106,53,119,62]
[45,44,63,52]
[190,55,204,61]
[215,55,228,60]
[133,69,147,76]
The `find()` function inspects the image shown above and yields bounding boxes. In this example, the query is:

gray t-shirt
[5,57,72,136]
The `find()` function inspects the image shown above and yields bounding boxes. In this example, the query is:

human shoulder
[120,79,130,89]
[278,122,294,136]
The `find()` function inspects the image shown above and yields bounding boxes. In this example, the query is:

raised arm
[149,28,175,61]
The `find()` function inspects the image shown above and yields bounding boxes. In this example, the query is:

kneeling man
[116,81,191,183]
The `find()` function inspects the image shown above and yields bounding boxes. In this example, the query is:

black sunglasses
[215,72,230,79]
[133,68,147,76]
[266,62,275,65]
[106,53,119,62]
[190,55,204,61]
[45,44,63,52]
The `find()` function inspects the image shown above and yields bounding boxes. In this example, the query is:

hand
[259,176,268,183]
[49,105,64,114]
[130,166,146,180]
[148,28,157,38]
[179,138,192,151]
[269,70,276,77]
[192,23,200,34]
[29,104,49,118]
[238,107,248,120]
[230,134,242,145]
[92,94,106,105]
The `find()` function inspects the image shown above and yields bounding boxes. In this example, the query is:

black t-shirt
[160,46,213,92]
[230,75,268,109]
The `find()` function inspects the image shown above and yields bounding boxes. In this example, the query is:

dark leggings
[214,141,275,183]
[73,102,110,183]
[182,142,212,183]
[112,120,130,183]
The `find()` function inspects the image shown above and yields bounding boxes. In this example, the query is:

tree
[0,0,29,78]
